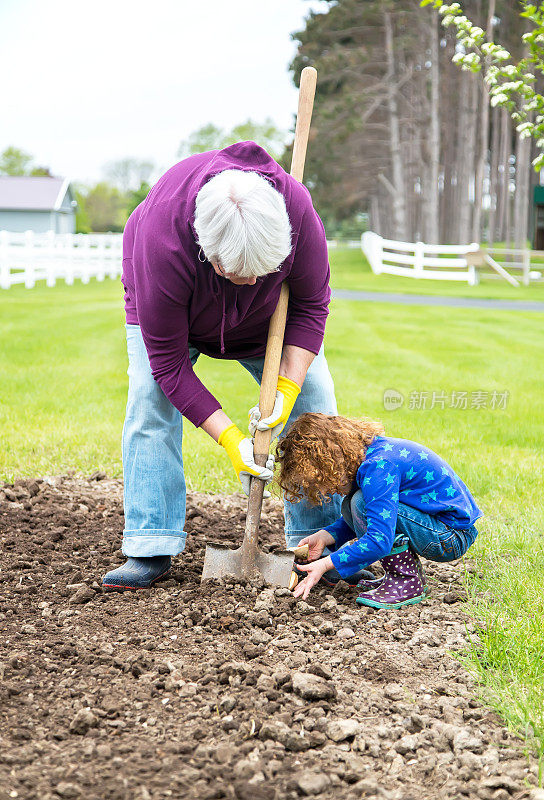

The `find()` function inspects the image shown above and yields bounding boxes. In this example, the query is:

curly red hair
[276,412,385,505]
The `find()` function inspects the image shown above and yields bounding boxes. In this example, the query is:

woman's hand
[217,423,274,496]
[293,556,333,600]
[297,530,336,562]
[248,375,301,440]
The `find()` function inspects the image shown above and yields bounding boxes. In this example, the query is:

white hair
[194,169,292,278]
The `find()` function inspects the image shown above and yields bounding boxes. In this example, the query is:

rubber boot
[355,546,427,609]
[102,556,172,590]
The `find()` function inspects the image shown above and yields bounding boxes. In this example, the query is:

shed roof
[0,176,72,211]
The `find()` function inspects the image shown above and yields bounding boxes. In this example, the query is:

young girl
[278,413,482,608]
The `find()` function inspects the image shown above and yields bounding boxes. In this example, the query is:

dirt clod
[326,718,360,742]
[69,708,98,735]
[292,671,337,701]
[296,770,331,795]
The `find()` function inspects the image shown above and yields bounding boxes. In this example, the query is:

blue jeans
[341,489,478,563]
[122,324,341,557]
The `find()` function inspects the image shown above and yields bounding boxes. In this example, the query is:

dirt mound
[0,476,538,800]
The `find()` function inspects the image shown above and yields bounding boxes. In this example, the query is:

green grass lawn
[1,260,543,773]
[331,246,544,301]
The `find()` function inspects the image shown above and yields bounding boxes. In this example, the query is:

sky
[0,0,327,185]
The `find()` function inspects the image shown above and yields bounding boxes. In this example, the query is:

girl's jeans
[341,489,478,562]
[122,324,342,557]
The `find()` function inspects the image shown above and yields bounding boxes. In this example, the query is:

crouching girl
[277,413,482,608]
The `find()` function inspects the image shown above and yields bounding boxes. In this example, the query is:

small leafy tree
[83,182,126,232]
[178,124,227,157]
[421,0,544,170]
[104,158,155,193]
[29,166,53,177]
[74,188,91,234]
[126,181,151,217]
[0,146,34,175]
[178,118,286,161]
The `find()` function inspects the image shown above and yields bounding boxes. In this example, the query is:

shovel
[201,66,318,586]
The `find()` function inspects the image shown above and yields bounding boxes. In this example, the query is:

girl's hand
[297,530,336,562]
[293,556,333,600]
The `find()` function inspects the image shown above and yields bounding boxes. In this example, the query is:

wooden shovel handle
[253,65,318,460]
[291,66,318,184]
[242,67,317,573]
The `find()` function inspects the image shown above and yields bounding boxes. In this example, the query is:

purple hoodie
[122,141,331,427]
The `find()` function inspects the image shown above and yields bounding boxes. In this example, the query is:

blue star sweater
[327,436,482,578]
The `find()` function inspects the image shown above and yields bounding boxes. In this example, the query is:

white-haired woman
[103,141,346,589]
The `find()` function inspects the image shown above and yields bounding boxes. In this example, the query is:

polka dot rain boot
[355,545,428,609]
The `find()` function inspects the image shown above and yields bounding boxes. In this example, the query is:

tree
[74,188,91,234]
[383,10,408,240]
[228,120,287,161]
[422,0,544,246]
[178,123,228,157]
[0,146,34,175]
[0,146,55,178]
[29,166,53,177]
[83,182,126,233]
[289,0,540,244]
[290,1,445,235]
[126,182,151,217]
[104,158,155,194]
[178,118,287,161]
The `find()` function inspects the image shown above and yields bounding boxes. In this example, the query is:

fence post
[45,230,56,287]
[414,241,425,277]
[24,230,35,288]
[107,236,121,280]
[376,235,384,275]
[362,231,384,274]
[96,236,106,282]
[523,249,530,286]
[82,235,92,284]
[0,231,9,289]
[64,234,72,284]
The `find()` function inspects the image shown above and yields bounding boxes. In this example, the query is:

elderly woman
[102,141,346,589]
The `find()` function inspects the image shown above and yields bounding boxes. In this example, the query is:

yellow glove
[218,423,274,497]
[248,375,301,440]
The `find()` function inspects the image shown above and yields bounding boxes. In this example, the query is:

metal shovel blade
[201,541,295,587]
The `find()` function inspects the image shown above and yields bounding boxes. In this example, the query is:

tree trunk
[455,75,474,243]
[426,14,441,244]
[487,107,501,245]
[440,37,458,244]
[472,0,496,243]
[497,108,511,243]
[370,195,381,235]
[384,11,408,240]
[513,126,532,249]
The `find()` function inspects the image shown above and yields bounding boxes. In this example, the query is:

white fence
[0,231,123,289]
[2,229,537,291]
[486,247,532,286]
[361,231,481,285]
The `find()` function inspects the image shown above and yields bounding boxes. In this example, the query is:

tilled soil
[0,475,539,800]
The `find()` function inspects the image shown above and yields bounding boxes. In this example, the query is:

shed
[0,176,76,234]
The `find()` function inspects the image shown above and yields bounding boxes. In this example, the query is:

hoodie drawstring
[220,287,226,355]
